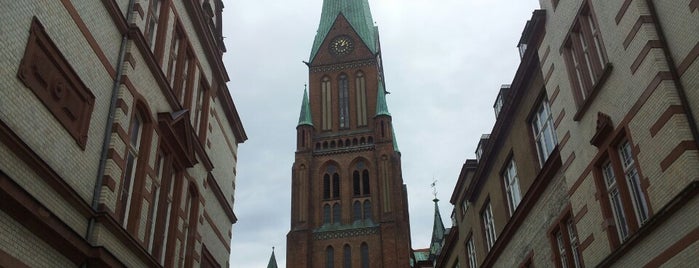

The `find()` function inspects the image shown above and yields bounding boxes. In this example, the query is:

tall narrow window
[363,200,372,220]
[550,213,583,268]
[343,245,351,268]
[353,171,361,196]
[466,236,477,268]
[167,28,182,87]
[146,0,161,49]
[597,137,649,243]
[323,174,331,200]
[361,243,369,268]
[353,201,362,221]
[182,186,199,268]
[324,165,340,199]
[322,77,332,130]
[567,219,582,267]
[333,203,341,224]
[563,3,608,107]
[326,246,334,268]
[619,140,649,223]
[353,163,370,196]
[481,201,497,250]
[147,152,165,252]
[355,72,367,126]
[602,161,630,240]
[323,204,331,224]
[503,159,522,216]
[532,97,557,165]
[193,80,209,137]
[119,113,144,226]
[177,53,194,107]
[338,74,350,128]
[362,170,370,195]
[332,173,340,198]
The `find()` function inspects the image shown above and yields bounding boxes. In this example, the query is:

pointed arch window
[326,246,335,268]
[343,245,352,268]
[322,77,332,130]
[363,200,372,220]
[362,170,370,195]
[353,162,370,196]
[323,174,331,199]
[361,243,369,268]
[324,165,340,200]
[333,203,342,224]
[332,173,340,198]
[355,71,367,126]
[353,171,361,196]
[324,204,331,224]
[353,201,362,221]
[338,74,350,129]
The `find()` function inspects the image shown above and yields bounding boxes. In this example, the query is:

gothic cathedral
[286,0,413,267]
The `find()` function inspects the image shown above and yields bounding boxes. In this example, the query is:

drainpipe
[644,0,699,146]
[84,0,137,264]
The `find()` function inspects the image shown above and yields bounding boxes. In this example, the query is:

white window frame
[532,97,557,166]
[618,140,649,224]
[503,159,522,216]
[482,202,497,250]
[466,237,477,268]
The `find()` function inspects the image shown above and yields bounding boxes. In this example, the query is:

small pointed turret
[375,81,391,117]
[428,198,446,261]
[298,85,313,127]
[267,247,278,268]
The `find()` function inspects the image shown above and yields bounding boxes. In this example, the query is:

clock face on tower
[329,35,354,56]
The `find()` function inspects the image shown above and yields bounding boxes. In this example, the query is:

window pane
[556,230,569,268]
[323,175,331,199]
[361,243,369,268]
[333,203,341,224]
[324,204,331,224]
[327,246,334,268]
[343,245,351,268]
[332,174,340,198]
[353,171,361,196]
[353,201,362,222]
[363,200,372,220]
[362,170,370,195]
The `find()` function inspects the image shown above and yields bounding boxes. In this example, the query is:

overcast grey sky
[222,0,541,266]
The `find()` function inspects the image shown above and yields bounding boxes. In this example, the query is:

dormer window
[493,85,510,118]
[476,134,490,161]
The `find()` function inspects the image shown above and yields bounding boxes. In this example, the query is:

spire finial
[431,178,438,201]
[272,246,275,252]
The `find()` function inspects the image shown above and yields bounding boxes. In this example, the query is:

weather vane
[431,177,438,200]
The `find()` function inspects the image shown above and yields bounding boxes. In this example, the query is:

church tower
[287,1,412,267]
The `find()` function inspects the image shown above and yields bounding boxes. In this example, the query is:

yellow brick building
[437,1,699,267]
[0,0,246,267]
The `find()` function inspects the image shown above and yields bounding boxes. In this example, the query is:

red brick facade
[287,12,412,268]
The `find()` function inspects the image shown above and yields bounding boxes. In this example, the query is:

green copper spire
[267,247,278,268]
[375,80,391,116]
[310,0,378,61]
[298,85,313,127]
[429,198,446,260]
